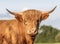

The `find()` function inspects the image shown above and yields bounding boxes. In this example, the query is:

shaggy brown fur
[0,6,56,44]
[0,20,33,44]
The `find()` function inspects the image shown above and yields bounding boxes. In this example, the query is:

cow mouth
[28,31,38,41]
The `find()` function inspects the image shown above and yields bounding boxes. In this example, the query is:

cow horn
[48,6,57,13]
[6,8,17,15]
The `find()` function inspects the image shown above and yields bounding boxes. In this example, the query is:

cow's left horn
[6,9,17,15]
[48,6,57,14]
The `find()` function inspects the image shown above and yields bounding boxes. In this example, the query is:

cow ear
[41,6,57,20]
[15,15,23,22]
[41,12,49,20]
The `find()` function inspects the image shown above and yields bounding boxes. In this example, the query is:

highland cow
[0,6,57,44]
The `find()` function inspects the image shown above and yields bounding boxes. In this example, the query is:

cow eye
[37,20,39,23]
[36,20,39,25]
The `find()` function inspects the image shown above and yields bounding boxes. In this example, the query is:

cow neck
[17,21,27,44]
[18,21,26,35]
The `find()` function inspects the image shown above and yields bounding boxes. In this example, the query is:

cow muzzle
[27,29,38,36]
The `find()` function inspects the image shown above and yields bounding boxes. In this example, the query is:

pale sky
[0,0,60,29]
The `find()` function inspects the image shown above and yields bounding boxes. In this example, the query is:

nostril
[34,30,37,32]
[30,30,32,33]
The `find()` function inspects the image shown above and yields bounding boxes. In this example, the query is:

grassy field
[35,43,60,44]
[35,25,60,43]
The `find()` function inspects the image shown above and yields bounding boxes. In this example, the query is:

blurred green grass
[34,25,60,43]
[35,43,60,44]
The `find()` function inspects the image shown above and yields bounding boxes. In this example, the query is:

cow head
[6,6,57,37]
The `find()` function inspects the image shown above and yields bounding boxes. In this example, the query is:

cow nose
[29,28,38,34]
